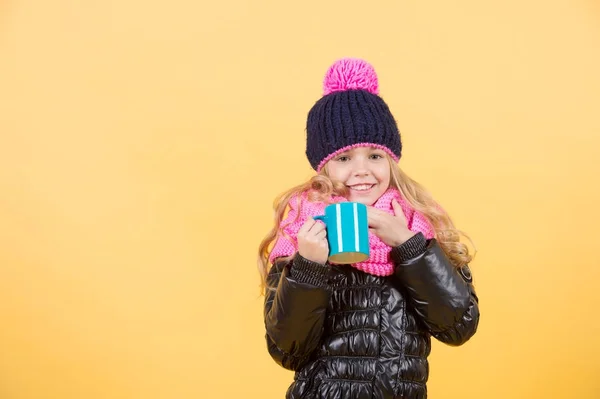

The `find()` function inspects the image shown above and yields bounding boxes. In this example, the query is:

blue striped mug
[313,202,370,264]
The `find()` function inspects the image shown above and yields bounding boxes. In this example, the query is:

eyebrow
[338,148,385,156]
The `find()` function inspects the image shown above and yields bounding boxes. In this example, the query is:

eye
[336,155,350,162]
[370,153,384,160]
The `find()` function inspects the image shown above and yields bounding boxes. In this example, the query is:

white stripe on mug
[353,202,359,252]
[336,204,343,251]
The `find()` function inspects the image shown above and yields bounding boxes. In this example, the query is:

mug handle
[313,215,326,224]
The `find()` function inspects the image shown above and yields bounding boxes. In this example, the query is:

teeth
[350,184,374,191]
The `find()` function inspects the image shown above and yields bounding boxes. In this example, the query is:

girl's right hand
[297,218,329,265]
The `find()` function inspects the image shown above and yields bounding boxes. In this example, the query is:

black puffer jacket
[264,233,479,399]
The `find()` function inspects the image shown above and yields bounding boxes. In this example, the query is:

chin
[346,184,386,205]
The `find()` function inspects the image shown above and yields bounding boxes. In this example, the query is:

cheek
[374,166,391,186]
[326,164,348,181]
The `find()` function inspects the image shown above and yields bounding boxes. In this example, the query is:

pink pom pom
[323,58,379,96]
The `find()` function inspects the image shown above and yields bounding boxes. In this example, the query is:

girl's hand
[367,199,415,247]
[297,218,329,265]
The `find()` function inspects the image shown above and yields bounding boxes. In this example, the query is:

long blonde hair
[257,155,475,295]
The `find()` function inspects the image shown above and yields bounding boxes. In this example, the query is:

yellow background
[1,0,599,398]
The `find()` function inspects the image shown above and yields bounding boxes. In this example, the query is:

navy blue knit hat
[306,58,402,171]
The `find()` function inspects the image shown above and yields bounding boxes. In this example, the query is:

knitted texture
[323,58,379,95]
[306,58,402,171]
[269,188,435,276]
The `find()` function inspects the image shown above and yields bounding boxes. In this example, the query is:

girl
[258,58,479,399]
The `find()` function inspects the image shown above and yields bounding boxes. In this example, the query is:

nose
[352,157,370,177]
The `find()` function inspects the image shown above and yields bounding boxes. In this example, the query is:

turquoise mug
[313,202,370,264]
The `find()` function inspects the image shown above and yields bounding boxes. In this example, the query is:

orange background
[1,0,599,398]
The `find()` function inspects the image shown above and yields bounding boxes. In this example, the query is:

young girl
[258,58,479,399]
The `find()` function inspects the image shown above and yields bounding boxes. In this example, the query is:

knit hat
[306,58,402,171]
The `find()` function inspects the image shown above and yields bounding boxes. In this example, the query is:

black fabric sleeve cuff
[391,232,427,263]
[289,253,330,287]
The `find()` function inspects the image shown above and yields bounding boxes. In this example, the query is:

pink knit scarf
[268,188,435,276]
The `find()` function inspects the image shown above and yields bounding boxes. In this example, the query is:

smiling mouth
[347,184,375,192]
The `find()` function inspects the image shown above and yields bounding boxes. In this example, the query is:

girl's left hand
[367,199,416,247]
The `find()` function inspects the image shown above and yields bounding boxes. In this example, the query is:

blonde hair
[257,155,475,295]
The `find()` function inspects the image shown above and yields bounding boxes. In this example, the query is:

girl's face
[325,146,391,206]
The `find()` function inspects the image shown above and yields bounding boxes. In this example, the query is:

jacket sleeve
[391,233,480,346]
[264,253,331,371]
